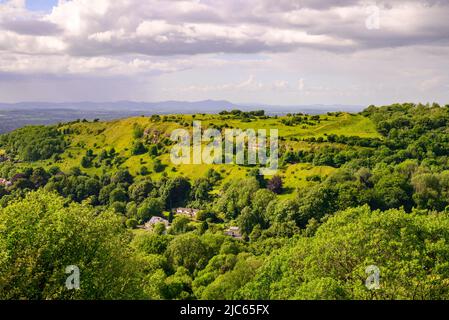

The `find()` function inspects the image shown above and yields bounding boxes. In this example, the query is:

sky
[0,0,448,106]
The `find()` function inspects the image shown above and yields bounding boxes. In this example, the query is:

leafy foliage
[0,126,65,161]
[0,190,146,299]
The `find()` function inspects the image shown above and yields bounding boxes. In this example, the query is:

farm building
[144,216,170,230]
[0,178,12,187]
[174,208,199,219]
[224,226,243,239]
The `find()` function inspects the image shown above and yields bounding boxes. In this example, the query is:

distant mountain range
[0,100,364,114]
[0,100,365,134]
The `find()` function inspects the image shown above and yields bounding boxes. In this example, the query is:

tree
[99,150,108,161]
[248,168,266,188]
[30,167,50,188]
[162,266,193,299]
[251,189,276,220]
[411,173,443,210]
[0,185,7,198]
[48,166,62,176]
[170,216,192,234]
[111,169,133,185]
[153,159,165,173]
[137,198,164,223]
[148,145,158,157]
[0,190,146,299]
[160,177,191,209]
[81,156,92,168]
[191,178,213,203]
[237,206,259,235]
[199,254,262,300]
[240,205,449,300]
[199,221,209,234]
[153,222,167,236]
[268,175,283,195]
[372,173,412,211]
[133,124,144,139]
[265,198,299,225]
[0,126,65,161]
[110,188,128,204]
[140,166,149,176]
[131,141,147,155]
[10,178,34,191]
[126,218,138,229]
[166,233,210,273]
[205,169,221,184]
[132,233,169,255]
[128,179,153,203]
[214,178,260,220]
[196,210,219,223]
[111,201,126,214]
[98,184,116,205]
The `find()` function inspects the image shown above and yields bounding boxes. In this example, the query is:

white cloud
[167,75,308,94]
[0,53,196,75]
[2,0,447,60]
[298,79,305,91]
[0,0,448,104]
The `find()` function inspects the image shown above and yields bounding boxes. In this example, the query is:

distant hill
[0,112,380,191]
[0,100,364,133]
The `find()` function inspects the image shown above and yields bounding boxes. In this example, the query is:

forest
[1,102,449,300]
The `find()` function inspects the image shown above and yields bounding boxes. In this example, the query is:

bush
[131,141,147,155]
[153,159,165,173]
[126,218,138,229]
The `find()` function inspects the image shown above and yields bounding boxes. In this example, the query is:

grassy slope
[24,113,380,195]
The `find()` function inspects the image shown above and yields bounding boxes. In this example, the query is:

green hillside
[4,103,449,300]
[11,112,380,194]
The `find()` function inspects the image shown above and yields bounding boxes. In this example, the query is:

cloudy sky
[0,0,448,106]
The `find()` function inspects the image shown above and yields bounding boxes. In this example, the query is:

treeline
[0,165,207,223]
[282,146,373,168]
[281,114,320,126]
[218,109,265,117]
[363,102,449,159]
[2,190,449,299]
[0,126,66,161]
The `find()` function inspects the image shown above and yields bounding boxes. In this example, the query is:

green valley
[2,103,449,300]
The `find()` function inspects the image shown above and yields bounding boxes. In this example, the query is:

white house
[224,226,243,239]
[0,178,11,187]
[144,216,170,230]
[174,208,199,219]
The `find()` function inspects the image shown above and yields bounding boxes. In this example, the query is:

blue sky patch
[26,0,58,12]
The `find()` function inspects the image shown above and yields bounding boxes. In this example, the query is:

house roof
[149,216,168,223]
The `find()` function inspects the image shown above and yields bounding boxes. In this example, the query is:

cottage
[144,216,170,230]
[174,208,199,219]
[224,226,242,239]
[0,178,11,187]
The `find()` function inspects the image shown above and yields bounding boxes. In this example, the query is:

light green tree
[0,190,146,300]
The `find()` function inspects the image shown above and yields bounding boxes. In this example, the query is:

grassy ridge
[20,112,379,194]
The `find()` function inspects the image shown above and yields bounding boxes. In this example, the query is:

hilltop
[0,100,363,134]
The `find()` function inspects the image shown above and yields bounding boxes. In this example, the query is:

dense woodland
[1,103,449,299]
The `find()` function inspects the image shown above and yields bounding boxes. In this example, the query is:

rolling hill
[1,111,380,195]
